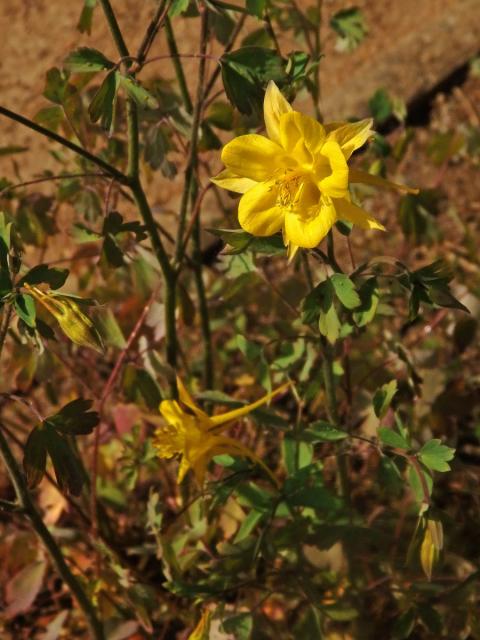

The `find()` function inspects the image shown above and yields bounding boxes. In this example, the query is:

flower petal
[334,198,385,231]
[284,198,337,248]
[279,111,326,166]
[238,180,284,237]
[177,455,192,483]
[221,134,284,181]
[327,118,374,159]
[264,80,292,145]
[211,169,258,194]
[208,382,291,429]
[159,400,185,426]
[317,140,349,198]
[349,168,419,194]
[177,377,209,421]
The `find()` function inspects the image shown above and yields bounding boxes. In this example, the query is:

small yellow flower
[153,377,290,485]
[212,81,417,260]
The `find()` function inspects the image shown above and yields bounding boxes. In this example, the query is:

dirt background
[1,0,479,179]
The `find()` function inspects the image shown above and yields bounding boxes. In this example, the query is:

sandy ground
[0,0,479,181]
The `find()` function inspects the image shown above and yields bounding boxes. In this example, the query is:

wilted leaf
[23,426,48,489]
[5,559,47,618]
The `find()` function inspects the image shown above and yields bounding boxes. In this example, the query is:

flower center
[275,171,305,210]
[275,170,320,220]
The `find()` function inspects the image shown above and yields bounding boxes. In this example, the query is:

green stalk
[98,0,178,393]
[0,427,104,640]
[192,189,214,388]
[164,17,193,113]
[0,305,13,361]
[167,7,214,386]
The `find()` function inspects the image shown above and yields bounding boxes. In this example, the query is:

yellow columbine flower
[153,378,289,485]
[212,81,417,260]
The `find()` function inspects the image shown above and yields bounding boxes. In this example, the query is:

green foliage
[0,3,476,638]
[418,439,455,472]
[330,7,367,52]
[23,399,99,495]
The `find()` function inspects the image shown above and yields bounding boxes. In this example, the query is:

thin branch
[134,0,171,69]
[0,172,110,196]
[0,106,128,185]
[91,289,158,533]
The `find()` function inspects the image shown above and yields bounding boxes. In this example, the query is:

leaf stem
[0,426,104,639]
[0,106,128,184]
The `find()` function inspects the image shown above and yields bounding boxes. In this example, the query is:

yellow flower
[212,81,417,260]
[153,377,290,485]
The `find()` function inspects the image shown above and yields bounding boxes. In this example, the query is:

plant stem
[164,17,193,113]
[0,427,104,640]
[135,0,170,68]
[0,305,13,361]
[0,106,128,184]
[203,14,246,101]
[321,231,350,502]
[97,0,129,57]
[192,187,214,388]
[98,0,178,391]
[171,7,214,386]
[174,7,208,265]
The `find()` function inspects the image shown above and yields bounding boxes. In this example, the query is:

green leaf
[0,267,11,297]
[246,0,266,18]
[391,608,416,639]
[307,420,348,442]
[282,437,313,475]
[34,106,64,133]
[118,75,159,109]
[19,264,69,290]
[64,47,114,73]
[88,70,119,133]
[23,427,48,489]
[407,463,433,503]
[14,294,36,328]
[378,427,409,450]
[102,234,125,267]
[234,510,263,543]
[44,426,85,495]
[208,228,285,256]
[220,47,287,115]
[369,88,393,123]
[46,398,99,435]
[77,0,97,35]
[222,613,253,640]
[318,304,341,344]
[353,277,379,326]
[418,439,455,472]
[169,0,190,17]
[330,273,361,309]
[330,7,367,52]
[373,379,398,419]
